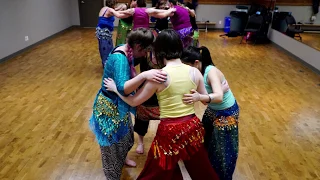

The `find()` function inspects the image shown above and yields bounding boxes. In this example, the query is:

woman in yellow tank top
[104,30,219,180]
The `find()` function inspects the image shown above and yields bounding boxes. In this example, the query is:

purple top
[133,8,149,29]
[170,5,192,30]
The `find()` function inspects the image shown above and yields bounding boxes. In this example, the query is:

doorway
[78,0,104,27]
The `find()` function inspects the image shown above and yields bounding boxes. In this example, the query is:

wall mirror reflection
[271,0,320,51]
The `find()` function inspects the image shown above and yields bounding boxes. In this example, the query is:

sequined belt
[175,26,194,39]
[119,19,132,31]
[206,101,239,131]
[151,114,204,170]
[101,90,117,102]
[96,27,113,39]
[160,114,195,122]
[93,92,129,138]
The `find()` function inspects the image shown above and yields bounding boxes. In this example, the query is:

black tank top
[137,53,161,106]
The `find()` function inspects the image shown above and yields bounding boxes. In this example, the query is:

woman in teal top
[89,28,167,180]
[181,46,239,180]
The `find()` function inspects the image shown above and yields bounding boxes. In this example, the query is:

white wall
[268,29,320,71]
[276,5,320,24]
[0,0,72,60]
[195,4,236,28]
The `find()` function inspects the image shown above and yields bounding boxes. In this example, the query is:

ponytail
[169,0,178,5]
[199,46,214,74]
[181,45,214,74]
[181,46,201,64]
[136,0,147,7]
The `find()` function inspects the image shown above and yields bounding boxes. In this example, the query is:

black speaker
[230,11,249,33]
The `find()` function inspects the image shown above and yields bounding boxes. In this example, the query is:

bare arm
[184,6,195,17]
[188,9,196,17]
[194,67,207,94]
[194,67,208,105]
[203,68,223,103]
[183,68,207,105]
[146,8,175,19]
[110,8,134,19]
[105,69,167,95]
[109,53,166,96]
[105,78,159,107]
[123,72,147,95]
[124,69,167,95]
[183,67,223,104]
[222,80,230,93]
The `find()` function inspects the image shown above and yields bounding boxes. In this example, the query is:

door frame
[78,0,105,27]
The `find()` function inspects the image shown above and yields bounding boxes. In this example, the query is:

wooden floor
[0,28,320,180]
[300,32,320,51]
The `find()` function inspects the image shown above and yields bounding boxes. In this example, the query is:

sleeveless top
[133,8,149,29]
[170,5,192,30]
[204,65,236,110]
[155,18,169,31]
[157,64,196,118]
[97,8,115,31]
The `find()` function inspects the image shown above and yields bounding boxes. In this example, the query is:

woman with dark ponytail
[181,46,239,180]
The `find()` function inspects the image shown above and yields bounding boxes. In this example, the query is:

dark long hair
[105,0,116,8]
[156,0,169,9]
[153,29,183,66]
[137,0,147,7]
[128,0,146,8]
[169,0,178,5]
[181,46,214,74]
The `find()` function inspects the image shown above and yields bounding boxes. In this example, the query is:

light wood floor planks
[0,28,319,180]
[300,33,320,51]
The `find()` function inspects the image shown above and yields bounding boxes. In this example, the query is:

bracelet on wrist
[207,94,211,103]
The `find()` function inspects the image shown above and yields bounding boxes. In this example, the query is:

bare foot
[125,158,137,167]
[136,143,144,154]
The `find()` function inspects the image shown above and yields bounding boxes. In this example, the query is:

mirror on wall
[271,2,320,51]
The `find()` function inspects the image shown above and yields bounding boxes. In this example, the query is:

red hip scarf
[151,114,205,170]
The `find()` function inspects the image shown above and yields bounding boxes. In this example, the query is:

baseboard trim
[272,42,320,75]
[0,26,77,64]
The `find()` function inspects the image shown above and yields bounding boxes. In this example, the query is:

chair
[240,14,264,44]
[285,15,303,41]
[272,12,291,33]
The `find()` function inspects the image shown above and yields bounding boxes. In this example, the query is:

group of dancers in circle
[90,0,240,179]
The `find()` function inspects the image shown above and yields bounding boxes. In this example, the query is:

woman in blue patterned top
[89,28,167,180]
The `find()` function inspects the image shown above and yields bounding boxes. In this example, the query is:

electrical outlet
[219,21,222,24]
[25,36,29,41]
